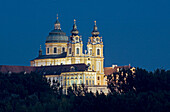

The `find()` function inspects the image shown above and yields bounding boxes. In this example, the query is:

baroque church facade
[30,16,108,94]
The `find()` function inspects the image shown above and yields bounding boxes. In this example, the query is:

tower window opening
[97,49,100,55]
[54,47,57,53]
[90,49,92,55]
[97,76,100,80]
[69,48,72,54]
[62,47,65,52]
[47,48,49,54]
[76,48,79,54]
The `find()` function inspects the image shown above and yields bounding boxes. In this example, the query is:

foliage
[107,68,135,93]
[0,68,170,112]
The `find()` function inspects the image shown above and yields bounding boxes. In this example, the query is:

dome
[46,17,69,43]
[46,29,68,43]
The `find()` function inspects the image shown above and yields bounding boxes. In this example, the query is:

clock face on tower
[76,37,79,40]
[96,38,100,42]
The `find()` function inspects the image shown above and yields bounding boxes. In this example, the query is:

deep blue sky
[0,0,170,71]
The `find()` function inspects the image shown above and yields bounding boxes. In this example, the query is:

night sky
[0,0,170,71]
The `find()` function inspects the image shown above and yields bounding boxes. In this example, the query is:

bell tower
[87,21,104,85]
[69,19,83,61]
[87,21,103,57]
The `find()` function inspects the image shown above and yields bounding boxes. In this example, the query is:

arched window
[97,49,100,55]
[76,48,79,54]
[88,63,91,67]
[86,80,88,85]
[90,49,92,55]
[47,48,49,54]
[70,66,75,72]
[69,48,72,54]
[97,76,100,80]
[54,47,57,53]
[62,47,65,52]
[89,80,91,85]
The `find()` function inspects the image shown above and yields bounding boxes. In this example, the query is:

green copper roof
[46,29,68,43]
[46,18,69,43]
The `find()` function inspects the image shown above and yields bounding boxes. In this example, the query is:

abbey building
[0,15,135,94]
[30,16,108,94]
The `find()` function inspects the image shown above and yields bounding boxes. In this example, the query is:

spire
[57,14,58,20]
[73,19,77,29]
[92,20,99,36]
[39,45,42,56]
[71,19,79,35]
[54,14,61,30]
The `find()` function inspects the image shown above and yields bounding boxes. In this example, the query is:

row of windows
[68,48,79,54]
[65,80,81,86]
[86,80,94,85]
[89,49,100,55]
[47,47,100,55]
[65,76,79,79]
[64,80,94,86]
[64,76,95,79]
[47,47,65,54]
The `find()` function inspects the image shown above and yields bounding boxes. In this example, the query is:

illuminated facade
[30,16,107,94]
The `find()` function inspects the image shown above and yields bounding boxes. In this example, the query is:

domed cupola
[71,19,79,36]
[46,15,68,43]
[91,21,99,37]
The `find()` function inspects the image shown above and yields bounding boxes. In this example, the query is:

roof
[46,29,68,43]
[32,52,67,60]
[35,63,87,75]
[0,65,35,74]
[104,65,131,76]
[0,64,88,75]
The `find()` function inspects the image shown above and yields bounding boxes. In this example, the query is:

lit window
[97,49,100,55]
[62,47,65,52]
[64,81,66,86]
[71,80,74,85]
[90,49,92,55]
[54,47,57,53]
[89,80,91,85]
[86,80,88,85]
[92,80,94,85]
[76,48,79,54]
